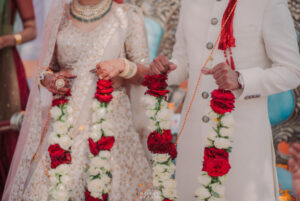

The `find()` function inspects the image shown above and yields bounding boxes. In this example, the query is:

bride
[2,0,160,200]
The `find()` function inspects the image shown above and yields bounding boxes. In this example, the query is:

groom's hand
[149,55,177,75]
[202,62,240,90]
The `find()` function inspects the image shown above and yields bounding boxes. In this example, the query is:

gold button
[202,115,210,123]
[206,42,213,50]
[202,92,209,99]
[211,18,218,25]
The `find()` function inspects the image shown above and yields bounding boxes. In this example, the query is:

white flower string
[142,74,178,201]
[48,93,74,201]
[85,79,115,201]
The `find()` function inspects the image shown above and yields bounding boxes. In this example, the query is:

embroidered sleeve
[124,5,150,66]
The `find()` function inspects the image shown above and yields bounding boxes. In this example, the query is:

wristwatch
[236,71,245,89]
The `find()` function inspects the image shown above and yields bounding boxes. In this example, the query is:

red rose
[147,130,177,159]
[145,89,169,97]
[113,0,124,3]
[88,137,115,156]
[97,87,114,94]
[97,136,115,151]
[148,81,168,90]
[168,143,178,160]
[210,89,235,115]
[95,94,113,103]
[48,144,71,169]
[204,147,229,161]
[52,97,69,107]
[163,199,173,201]
[202,147,231,177]
[202,158,231,177]
[85,189,108,201]
[88,138,100,156]
[97,80,112,88]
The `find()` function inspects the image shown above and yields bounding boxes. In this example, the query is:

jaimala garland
[47,79,115,201]
[142,74,178,201]
[195,90,235,201]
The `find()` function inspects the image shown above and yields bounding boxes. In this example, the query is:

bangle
[14,34,22,45]
[40,68,53,86]
[119,59,130,78]
[119,58,137,79]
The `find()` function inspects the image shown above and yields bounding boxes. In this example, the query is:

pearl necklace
[70,0,113,23]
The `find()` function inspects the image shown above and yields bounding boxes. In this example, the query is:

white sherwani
[169,0,300,200]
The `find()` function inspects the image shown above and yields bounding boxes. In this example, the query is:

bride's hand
[42,68,77,95]
[149,55,177,75]
[95,59,125,80]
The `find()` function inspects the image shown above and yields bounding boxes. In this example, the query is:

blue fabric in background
[144,17,163,62]
[268,91,295,126]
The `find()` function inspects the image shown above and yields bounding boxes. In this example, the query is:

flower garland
[85,79,115,201]
[195,89,235,201]
[48,91,74,201]
[142,74,178,201]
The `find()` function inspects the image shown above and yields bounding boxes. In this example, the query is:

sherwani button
[202,115,210,123]
[206,42,213,50]
[202,92,209,99]
[211,18,218,25]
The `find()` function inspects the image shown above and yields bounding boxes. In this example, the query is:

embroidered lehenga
[2,1,152,201]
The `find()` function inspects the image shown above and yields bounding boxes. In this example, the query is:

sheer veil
[2,0,150,200]
[2,0,67,200]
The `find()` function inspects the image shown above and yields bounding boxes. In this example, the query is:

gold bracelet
[14,34,22,45]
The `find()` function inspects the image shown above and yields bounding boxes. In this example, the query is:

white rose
[50,107,62,120]
[197,172,211,186]
[162,187,177,199]
[195,186,211,199]
[49,172,59,184]
[162,179,176,190]
[219,175,227,184]
[153,190,163,201]
[90,131,101,141]
[91,124,101,133]
[219,127,234,138]
[209,197,227,201]
[66,115,75,125]
[205,138,214,147]
[55,164,70,175]
[146,109,156,118]
[90,157,111,170]
[88,167,100,175]
[156,108,172,122]
[96,108,107,119]
[148,120,157,131]
[100,173,111,184]
[58,135,72,150]
[48,132,59,145]
[221,115,234,127]
[153,164,168,175]
[214,137,231,149]
[60,175,71,186]
[90,191,101,199]
[53,121,69,134]
[159,121,172,130]
[159,171,172,180]
[99,151,111,159]
[210,183,225,197]
[152,154,170,163]
[87,179,104,193]
[207,130,217,141]
[142,95,157,109]
[153,177,161,187]
[66,106,73,115]
[168,162,176,175]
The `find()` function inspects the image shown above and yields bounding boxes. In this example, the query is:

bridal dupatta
[2,0,149,200]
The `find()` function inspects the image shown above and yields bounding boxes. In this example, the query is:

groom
[150,0,300,200]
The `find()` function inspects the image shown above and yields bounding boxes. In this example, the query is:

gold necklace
[70,0,113,23]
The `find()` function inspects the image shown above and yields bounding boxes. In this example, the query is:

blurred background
[0,0,299,200]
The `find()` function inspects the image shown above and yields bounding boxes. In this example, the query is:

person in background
[289,143,300,200]
[0,0,36,197]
